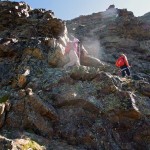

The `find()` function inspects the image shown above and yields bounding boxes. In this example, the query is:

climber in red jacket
[115,54,131,77]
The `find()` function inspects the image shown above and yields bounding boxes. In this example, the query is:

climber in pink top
[73,38,80,54]
[63,36,80,69]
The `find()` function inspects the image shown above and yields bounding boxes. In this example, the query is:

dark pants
[120,66,130,77]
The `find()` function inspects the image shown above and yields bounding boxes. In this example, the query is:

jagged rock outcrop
[0,1,65,38]
[0,1,150,150]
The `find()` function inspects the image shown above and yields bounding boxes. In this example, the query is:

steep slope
[139,12,150,23]
[66,5,150,77]
[0,2,150,150]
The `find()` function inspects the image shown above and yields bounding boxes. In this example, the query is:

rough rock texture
[0,2,150,150]
[66,5,150,77]
[0,1,65,38]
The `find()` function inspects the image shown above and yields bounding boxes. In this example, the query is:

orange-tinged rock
[24,48,44,59]
[18,74,26,88]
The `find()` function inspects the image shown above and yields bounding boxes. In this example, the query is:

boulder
[48,43,65,67]
[5,90,58,137]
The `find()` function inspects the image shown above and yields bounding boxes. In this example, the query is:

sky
[11,0,150,20]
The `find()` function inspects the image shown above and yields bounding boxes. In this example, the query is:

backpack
[115,56,125,67]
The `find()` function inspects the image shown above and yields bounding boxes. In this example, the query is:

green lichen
[0,95,9,103]
[22,139,43,150]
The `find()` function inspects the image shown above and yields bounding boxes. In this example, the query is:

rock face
[66,5,150,76]
[0,2,150,150]
[0,1,65,38]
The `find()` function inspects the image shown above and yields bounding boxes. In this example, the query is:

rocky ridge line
[0,2,150,150]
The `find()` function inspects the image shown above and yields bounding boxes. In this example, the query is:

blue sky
[13,0,150,20]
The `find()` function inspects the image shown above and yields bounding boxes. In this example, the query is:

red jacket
[116,55,130,67]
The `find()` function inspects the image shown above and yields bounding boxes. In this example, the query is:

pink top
[73,38,80,57]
